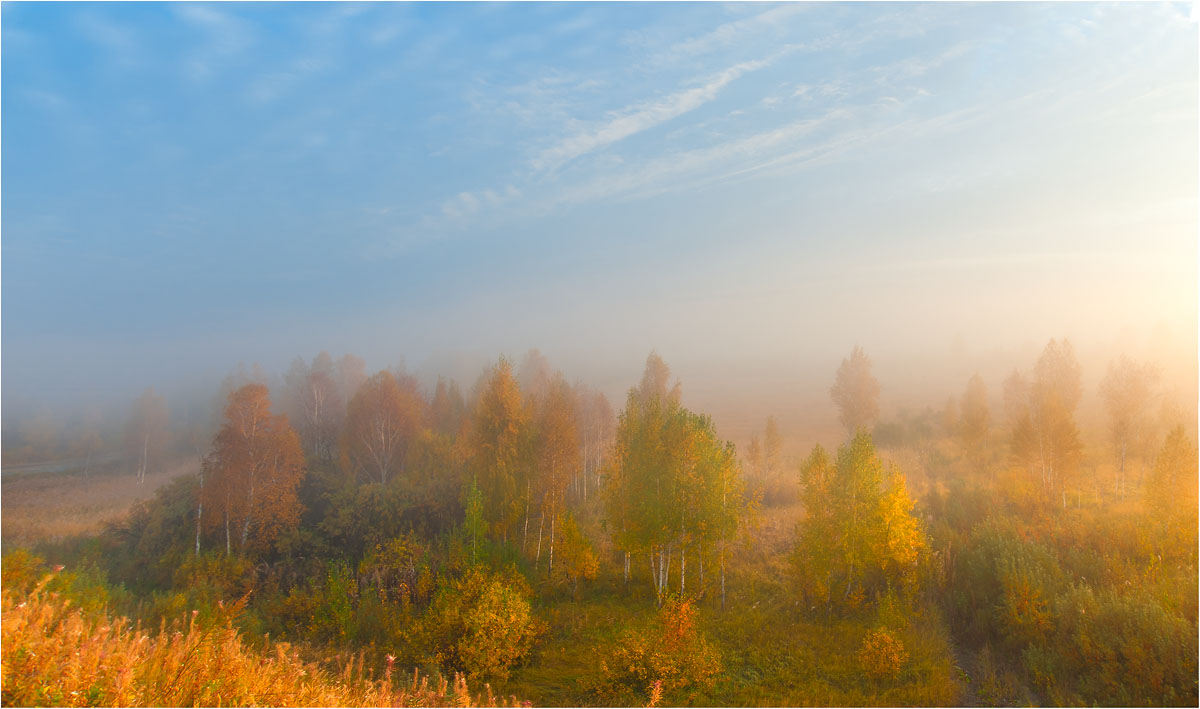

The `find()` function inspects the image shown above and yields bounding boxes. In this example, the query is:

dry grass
[1,572,526,707]
[1,461,193,548]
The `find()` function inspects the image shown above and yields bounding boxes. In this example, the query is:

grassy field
[1,459,195,549]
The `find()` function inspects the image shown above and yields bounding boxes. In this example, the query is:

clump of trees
[793,432,925,613]
[198,384,304,556]
[604,353,750,607]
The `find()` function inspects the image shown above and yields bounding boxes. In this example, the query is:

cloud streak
[531,51,793,172]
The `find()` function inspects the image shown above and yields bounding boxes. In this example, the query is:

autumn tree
[554,511,599,598]
[462,358,530,544]
[533,374,579,574]
[575,385,615,502]
[960,373,990,472]
[793,432,925,613]
[126,387,169,484]
[604,353,747,605]
[830,345,881,436]
[199,384,305,555]
[744,435,763,477]
[282,353,345,462]
[1146,426,1198,549]
[430,376,467,438]
[335,353,367,404]
[517,348,554,404]
[341,371,424,486]
[763,415,782,475]
[1099,356,1160,494]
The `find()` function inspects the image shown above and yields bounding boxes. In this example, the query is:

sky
[2,2,1197,427]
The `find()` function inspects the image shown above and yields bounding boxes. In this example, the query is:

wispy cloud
[532,49,795,172]
[638,4,808,65]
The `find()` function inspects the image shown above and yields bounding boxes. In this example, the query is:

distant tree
[637,351,681,406]
[793,432,925,612]
[126,387,169,484]
[335,354,367,405]
[341,371,424,486]
[745,435,763,477]
[282,353,345,462]
[430,376,467,438]
[1099,356,1160,495]
[960,374,991,471]
[830,346,881,436]
[1007,339,1083,503]
[200,384,305,555]
[574,385,615,502]
[763,415,782,475]
[462,358,530,544]
[517,348,554,404]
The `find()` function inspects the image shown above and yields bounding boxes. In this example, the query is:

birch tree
[199,384,304,556]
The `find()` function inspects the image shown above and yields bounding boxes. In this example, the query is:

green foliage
[949,518,1065,649]
[1027,585,1198,706]
[421,565,541,681]
[604,360,749,599]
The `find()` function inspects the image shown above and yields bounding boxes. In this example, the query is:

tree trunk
[548,513,556,575]
[650,550,658,596]
[624,551,630,586]
[522,482,530,554]
[536,505,545,562]
[225,511,231,556]
[680,544,686,596]
[720,541,726,611]
[140,433,149,484]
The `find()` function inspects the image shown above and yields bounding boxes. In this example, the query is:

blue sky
[2,2,1197,414]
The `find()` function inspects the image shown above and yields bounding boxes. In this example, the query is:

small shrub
[858,627,909,679]
[421,565,541,681]
[592,597,722,705]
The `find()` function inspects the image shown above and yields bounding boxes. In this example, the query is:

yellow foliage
[858,627,909,680]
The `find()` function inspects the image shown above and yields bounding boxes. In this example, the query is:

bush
[421,565,541,681]
[592,597,722,705]
[1029,585,1198,706]
[858,628,909,679]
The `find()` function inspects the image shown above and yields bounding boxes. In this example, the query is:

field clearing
[1,460,196,549]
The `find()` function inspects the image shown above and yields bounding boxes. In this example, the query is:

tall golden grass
[1,572,526,707]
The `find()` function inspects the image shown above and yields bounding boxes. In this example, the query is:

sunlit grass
[1,572,525,707]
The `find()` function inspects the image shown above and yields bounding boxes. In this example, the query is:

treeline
[5,338,1196,706]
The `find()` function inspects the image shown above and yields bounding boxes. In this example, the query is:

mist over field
[1,3,1197,708]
